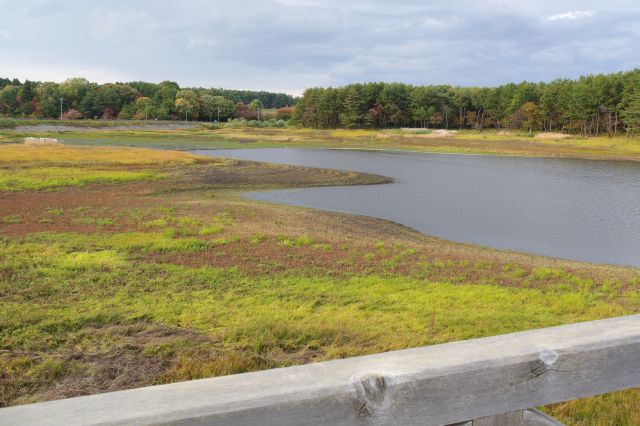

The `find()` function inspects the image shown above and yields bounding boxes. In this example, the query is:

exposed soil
[182,159,391,190]
[2,323,213,405]
[0,160,389,236]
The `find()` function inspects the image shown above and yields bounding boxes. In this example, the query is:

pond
[195,148,640,267]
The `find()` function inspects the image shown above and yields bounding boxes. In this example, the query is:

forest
[3,70,640,136]
[292,69,640,137]
[0,78,296,122]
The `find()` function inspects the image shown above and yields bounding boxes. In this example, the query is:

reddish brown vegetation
[61,109,82,120]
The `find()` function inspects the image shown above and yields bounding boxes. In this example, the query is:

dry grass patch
[534,132,572,140]
[0,144,212,166]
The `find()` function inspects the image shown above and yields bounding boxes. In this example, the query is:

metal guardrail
[1,315,638,425]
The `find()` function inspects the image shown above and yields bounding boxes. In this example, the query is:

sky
[0,0,639,95]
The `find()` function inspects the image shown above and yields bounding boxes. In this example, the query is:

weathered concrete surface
[449,409,565,426]
[0,315,637,426]
[523,409,566,425]
[473,411,524,426]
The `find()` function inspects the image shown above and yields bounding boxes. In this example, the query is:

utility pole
[59,98,63,120]
[185,111,188,123]
[217,106,220,123]
[145,105,148,121]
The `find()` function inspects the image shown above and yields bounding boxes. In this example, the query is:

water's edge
[195,148,640,268]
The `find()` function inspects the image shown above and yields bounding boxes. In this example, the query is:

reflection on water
[195,148,640,267]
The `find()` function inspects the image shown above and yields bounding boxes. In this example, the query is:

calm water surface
[195,149,640,267]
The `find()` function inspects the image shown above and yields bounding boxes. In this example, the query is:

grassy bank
[0,142,639,425]
[3,125,640,163]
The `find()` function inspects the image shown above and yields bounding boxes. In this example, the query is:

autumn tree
[175,89,200,120]
[201,94,235,122]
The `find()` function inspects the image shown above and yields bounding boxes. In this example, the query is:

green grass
[0,118,18,129]
[1,233,629,355]
[73,217,116,226]
[0,167,163,191]
[199,225,224,235]
[143,218,169,228]
[0,215,22,224]
[57,250,128,269]
[1,231,633,420]
[278,235,314,247]
[2,231,636,421]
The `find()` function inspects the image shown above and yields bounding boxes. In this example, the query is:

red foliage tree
[276,106,294,120]
[368,104,384,127]
[101,107,116,120]
[234,102,257,120]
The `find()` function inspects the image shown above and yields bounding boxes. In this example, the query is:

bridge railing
[1,315,638,426]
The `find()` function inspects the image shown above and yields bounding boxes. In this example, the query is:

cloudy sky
[1,0,638,94]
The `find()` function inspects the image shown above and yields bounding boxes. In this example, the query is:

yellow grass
[0,144,205,165]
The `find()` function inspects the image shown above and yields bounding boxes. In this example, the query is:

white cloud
[547,10,593,21]
[0,1,638,92]
[423,17,446,28]
[89,7,160,40]
[0,62,129,84]
[187,34,217,50]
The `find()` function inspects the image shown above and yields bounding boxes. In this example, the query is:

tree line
[292,69,640,137]
[0,78,296,121]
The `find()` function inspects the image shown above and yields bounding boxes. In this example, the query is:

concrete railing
[1,315,638,426]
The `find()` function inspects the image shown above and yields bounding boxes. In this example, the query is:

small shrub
[213,236,241,245]
[61,109,82,120]
[313,243,332,251]
[163,227,178,238]
[249,234,266,244]
[0,215,22,224]
[199,123,222,130]
[279,235,314,247]
[224,118,289,128]
[59,250,127,270]
[374,241,386,251]
[211,213,234,225]
[401,248,417,256]
[143,218,168,228]
[73,217,115,226]
[166,227,197,237]
[199,225,224,235]
[0,118,18,129]
[178,217,202,227]
[28,359,67,381]
[530,267,562,281]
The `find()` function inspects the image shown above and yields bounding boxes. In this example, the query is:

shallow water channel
[195,148,640,267]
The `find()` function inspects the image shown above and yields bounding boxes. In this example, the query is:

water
[195,148,640,267]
